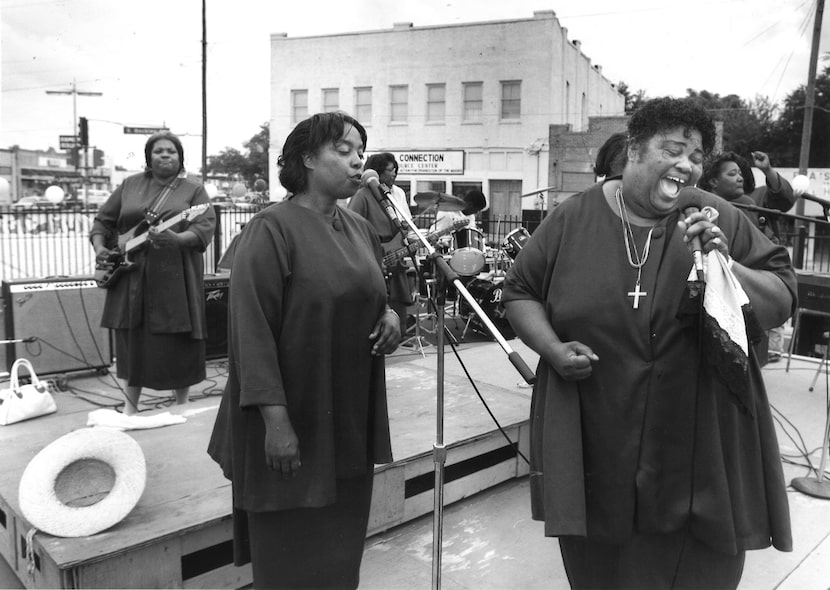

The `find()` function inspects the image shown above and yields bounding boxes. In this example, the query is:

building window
[463,82,483,122]
[291,90,308,125]
[390,85,408,123]
[355,87,372,123]
[322,88,339,113]
[500,81,521,120]
[426,84,446,123]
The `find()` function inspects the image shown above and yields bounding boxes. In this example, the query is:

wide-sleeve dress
[207,199,393,512]
[502,183,796,556]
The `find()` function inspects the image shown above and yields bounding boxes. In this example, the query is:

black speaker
[2,277,112,375]
[204,274,229,360]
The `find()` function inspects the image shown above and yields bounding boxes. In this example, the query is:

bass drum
[460,278,515,340]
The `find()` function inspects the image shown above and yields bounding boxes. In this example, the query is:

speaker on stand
[1,277,112,376]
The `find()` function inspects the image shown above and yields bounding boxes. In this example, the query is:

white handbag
[0,358,57,426]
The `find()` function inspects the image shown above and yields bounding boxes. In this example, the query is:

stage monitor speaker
[204,274,229,360]
[2,277,112,376]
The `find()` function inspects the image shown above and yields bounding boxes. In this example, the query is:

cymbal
[413,191,466,212]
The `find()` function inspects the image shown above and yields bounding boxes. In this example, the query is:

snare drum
[502,227,530,260]
[450,228,486,276]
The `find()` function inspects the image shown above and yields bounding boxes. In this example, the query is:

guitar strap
[144,174,184,224]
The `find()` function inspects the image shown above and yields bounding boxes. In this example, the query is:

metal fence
[2,204,827,283]
[0,205,547,283]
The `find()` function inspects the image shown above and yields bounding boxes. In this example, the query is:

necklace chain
[615,187,655,269]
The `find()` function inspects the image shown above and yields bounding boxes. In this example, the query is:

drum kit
[406,192,532,342]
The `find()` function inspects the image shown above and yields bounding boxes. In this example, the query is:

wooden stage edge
[0,352,533,589]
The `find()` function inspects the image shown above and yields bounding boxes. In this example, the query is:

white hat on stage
[18,427,146,538]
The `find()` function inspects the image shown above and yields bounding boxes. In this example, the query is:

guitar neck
[123,205,208,253]
[383,220,468,266]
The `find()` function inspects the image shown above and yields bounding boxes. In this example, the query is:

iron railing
[2,205,828,284]
[0,206,546,283]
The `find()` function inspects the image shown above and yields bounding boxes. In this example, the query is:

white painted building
[268,10,624,216]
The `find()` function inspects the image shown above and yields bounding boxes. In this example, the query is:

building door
[488,180,522,218]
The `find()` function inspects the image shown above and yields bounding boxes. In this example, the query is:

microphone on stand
[676,187,707,282]
[361,169,403,232]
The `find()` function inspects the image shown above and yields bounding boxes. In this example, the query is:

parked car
[83,189,111,209]
[10,196,59,210]
[210,194,235,208]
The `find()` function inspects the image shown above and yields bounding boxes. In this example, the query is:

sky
[1,0,828,171]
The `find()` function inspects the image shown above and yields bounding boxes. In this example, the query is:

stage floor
[2,335,830,589]
[0,329,538,589]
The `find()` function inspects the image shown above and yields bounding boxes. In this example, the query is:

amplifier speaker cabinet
[793,272,830,357]
[204,274,229,360]
[1,277,112,375]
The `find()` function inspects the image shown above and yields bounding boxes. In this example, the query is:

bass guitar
[382,218,470,270]
[94,203,211,289]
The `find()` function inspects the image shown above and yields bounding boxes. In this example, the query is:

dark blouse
[502,183,795,555]
[208,200,393,512]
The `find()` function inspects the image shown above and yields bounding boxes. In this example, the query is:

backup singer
[503,98,795,589]
[208,112,399,589]
[90,131,215,415]
[348,152,415,336]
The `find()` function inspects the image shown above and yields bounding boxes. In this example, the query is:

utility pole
[791,0,825,268]
[202,0,208,182]
[46,79,103,204]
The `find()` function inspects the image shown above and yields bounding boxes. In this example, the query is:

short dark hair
[594,132,628,178]
[278,112,368,195]
[364,152,398,175]
[627,97,716,155]
[699,151,756,194]
[463,190,486,214]
[144,131,184,173]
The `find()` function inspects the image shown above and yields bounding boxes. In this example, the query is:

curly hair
[698,151,756,194]
[364,152,398,176]
[627,97,716,155]
[278,112,367,195]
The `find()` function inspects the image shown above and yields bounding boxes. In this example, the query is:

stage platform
[0,333,538,589]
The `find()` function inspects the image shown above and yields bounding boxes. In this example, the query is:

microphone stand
[376,191,536,590]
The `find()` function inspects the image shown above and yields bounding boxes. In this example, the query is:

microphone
[361,169,402,230]
[675,187,707,282]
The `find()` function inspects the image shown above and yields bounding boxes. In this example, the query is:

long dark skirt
[246,472,374,590]
[115,327,205,390]
[559,529,745,590]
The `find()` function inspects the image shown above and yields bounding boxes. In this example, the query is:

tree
[685,89,771,157]
[766,65,830,167]
[616,81,648,114]
[206,122,270,187]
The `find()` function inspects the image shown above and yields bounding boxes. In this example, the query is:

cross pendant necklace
[628,270,647,309]
[615,188,656,310]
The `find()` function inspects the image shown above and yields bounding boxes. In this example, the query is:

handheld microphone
[361,169,402,230]
[676,187,707,282]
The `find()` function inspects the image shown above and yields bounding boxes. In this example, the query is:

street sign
[59,135,80,149]
[123,126,168,135]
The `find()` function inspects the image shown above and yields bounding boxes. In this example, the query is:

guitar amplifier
[204,274,229,360]
[793,272,830,357]
[796,271,830,314]
[1,277,112,375]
